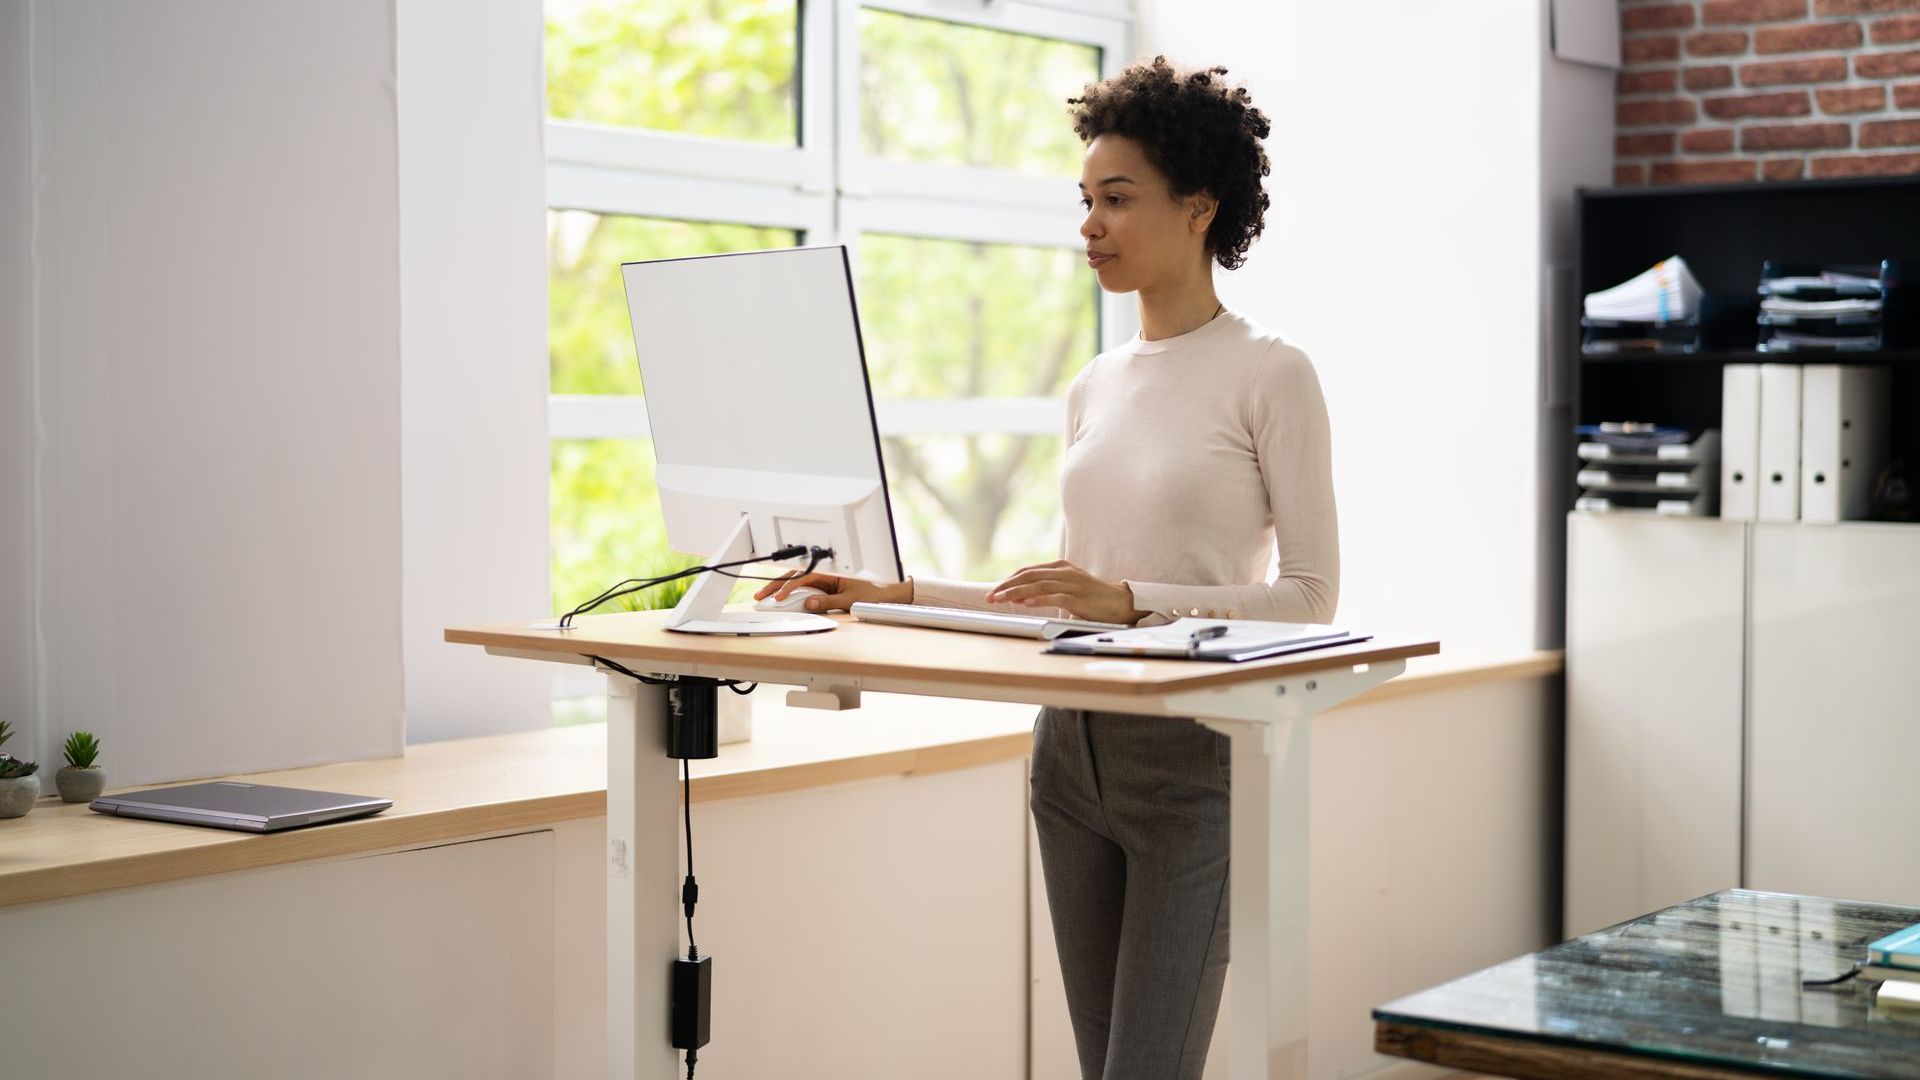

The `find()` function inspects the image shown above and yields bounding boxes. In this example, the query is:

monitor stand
[665,516,837,635]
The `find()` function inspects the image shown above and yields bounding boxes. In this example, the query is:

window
[856,10,1098,175]
[545,0,799,145]
[543,0,1130,715]
[857,233,1095,577]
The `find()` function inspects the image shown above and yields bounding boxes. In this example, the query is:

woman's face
[1078,134,1215,294]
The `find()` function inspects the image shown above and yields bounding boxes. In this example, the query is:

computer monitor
[620,245,903,635]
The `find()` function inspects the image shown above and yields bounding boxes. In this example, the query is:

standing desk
[446,610,1438,1079]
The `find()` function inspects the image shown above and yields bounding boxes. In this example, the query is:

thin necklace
[1145,302,1228,342]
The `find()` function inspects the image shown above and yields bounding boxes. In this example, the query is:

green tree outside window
[546,0,797,144]
[858,9,1098,175]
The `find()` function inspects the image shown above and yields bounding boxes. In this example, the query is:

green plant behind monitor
[605,551,707,613]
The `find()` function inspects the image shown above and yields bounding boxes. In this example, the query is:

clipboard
[1044,618,1372,662]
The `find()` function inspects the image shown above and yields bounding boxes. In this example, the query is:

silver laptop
[90,781,392,833]
[851,601,1132,641]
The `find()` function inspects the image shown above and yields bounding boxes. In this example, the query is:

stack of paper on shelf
[1757,262,1894,353]
[1586,256,1704,322]
[1573,424,1719,516]
[1582,256,1704,355]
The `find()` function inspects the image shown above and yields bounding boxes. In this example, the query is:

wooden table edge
[442,624,1441,696]
[1374,1018,1771,1080]
[0,791,608,909]
[1341,650,1561,706]
[0,729,1042,910]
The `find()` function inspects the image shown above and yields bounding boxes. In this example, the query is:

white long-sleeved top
[914,309,1339,626]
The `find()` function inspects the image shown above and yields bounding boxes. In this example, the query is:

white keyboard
[849,602,1133,641]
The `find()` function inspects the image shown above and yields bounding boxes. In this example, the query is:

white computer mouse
[754,585,827,612]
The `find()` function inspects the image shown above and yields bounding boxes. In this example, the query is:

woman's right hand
[753,571,913,613]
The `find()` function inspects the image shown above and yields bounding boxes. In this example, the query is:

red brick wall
[1616,0,1920,184]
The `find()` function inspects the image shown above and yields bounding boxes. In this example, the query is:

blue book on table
[1868,923,1920,969]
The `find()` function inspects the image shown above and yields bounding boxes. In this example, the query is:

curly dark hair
[1066,56,1272,271]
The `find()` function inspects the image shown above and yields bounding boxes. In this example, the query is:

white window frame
[545,0,835,193]
[545,0,1132,700]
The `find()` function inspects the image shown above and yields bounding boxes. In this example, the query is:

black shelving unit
[1580,348,1920,365]
[1572,175,1920,508]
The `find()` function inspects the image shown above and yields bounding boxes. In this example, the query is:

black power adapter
[672,953,712,1055]
[667,678,720,760]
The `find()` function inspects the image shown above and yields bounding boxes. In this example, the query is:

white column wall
[2,0,33,762]
[1136,0,1551,658]
[17,0,403,782]
[396,0,551,742]
[1538,14,1618,648]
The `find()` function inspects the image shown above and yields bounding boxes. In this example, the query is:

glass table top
[1375,890,1920,1078]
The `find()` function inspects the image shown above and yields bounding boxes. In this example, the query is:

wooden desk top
[445,610,1440,697]
[1374,889,1920,1080]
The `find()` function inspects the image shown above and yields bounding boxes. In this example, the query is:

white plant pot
[717,688,754,746]
[56,765,107,804]
[0,772,41,818]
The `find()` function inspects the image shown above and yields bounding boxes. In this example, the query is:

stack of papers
[1045,618,1369,663]
[1572,426,1720,516]
[1584,256,1703,324]
[1759,296,1881,316]
[1757,262,1889,353]
[1758,270,1879,297]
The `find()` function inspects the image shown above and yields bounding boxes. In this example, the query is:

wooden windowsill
[0,650,1559,910]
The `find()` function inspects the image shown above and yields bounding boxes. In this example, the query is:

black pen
[1188,624,1230,644]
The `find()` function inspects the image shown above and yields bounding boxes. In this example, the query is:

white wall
[3,0,557,775]
[1137,0,1611,658]
[396,0,551,742]
[15,0,404,782]
[1538,11,1618,648]
[2,0,32,760]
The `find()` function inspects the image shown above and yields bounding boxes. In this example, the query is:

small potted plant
[56,730,106,804]
[0,720,40,819]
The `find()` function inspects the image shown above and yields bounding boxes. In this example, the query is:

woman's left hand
[986,560,1148,625]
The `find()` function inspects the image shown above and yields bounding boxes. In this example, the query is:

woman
[756,56,1336,1079]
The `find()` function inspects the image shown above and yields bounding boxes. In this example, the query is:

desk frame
[475,638,1409,1080]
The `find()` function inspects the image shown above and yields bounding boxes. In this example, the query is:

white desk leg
[1186,660,1401,1080]
[1218,715,1310,1080]
[606,674,682,1080]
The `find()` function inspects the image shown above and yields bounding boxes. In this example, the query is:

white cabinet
[1567,514,1920,933]
[1565,514,1747,936]
[1747,522,1920,904]
[0,831,555,1079]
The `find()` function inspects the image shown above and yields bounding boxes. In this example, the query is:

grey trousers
[1030,706,1232,1080]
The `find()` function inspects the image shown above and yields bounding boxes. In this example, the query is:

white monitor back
[621,245,902,583]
